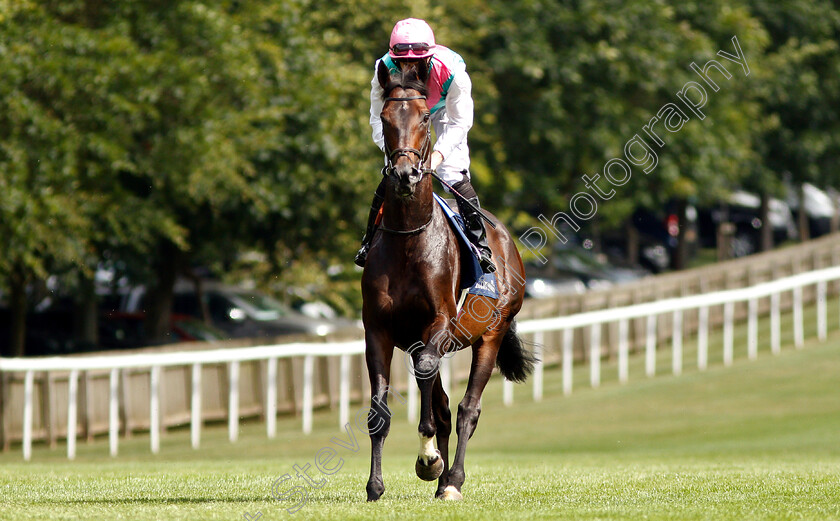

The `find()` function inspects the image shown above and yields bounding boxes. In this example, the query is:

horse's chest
[369,283,436,336]
[382,286,433,318]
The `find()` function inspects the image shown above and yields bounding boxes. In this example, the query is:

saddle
[434,194,498,298]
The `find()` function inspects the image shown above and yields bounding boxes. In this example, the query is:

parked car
[527,243,648,293]
[19,305,77,356]
[697,191,797,257]
[112,281,360,339]
[99,312,227,349]
[523,261,587,298]
[1,299,224,356]
[602,204,698,273]
[786,183,836,238]
[524,276,586,298]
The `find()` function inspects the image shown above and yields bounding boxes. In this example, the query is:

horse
[361,58,535,502]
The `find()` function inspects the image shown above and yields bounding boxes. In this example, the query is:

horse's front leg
[364,329,394,502]
[411,319,452,484]
[431,373,452,498]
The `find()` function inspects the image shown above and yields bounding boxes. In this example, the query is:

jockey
[354,18,496,273]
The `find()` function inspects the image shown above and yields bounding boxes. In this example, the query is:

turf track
[1,300,839,520]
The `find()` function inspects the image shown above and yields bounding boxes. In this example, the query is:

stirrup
[477,248,496,273]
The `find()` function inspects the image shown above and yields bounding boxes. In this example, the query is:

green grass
[2,317,840,520]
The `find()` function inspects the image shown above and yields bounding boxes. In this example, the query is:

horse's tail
[495,320,538,383]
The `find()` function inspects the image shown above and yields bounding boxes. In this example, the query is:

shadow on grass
[43,496,262,505]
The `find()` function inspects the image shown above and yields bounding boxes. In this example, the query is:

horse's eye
[423,113,431,123]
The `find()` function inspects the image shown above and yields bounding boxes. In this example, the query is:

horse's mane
[382,62,429,98]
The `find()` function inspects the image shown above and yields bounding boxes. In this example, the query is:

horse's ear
[377,60,392,91]
[417,58,430,83]
[401,60,429,85]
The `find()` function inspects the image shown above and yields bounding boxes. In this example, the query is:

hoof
[439,486,463,501]
[415,451,444,481]
[366,482,384,502]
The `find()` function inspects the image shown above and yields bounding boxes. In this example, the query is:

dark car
[19,305,78,356]
[523,261,587,298]
[2,300,224,356]
[524,243,648,295]
[602,204,698,273]
[552,245,648,290]
[99,312,227,349]
[697,191,797,257]
[115,281,359,339]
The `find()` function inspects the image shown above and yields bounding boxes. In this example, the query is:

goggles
[390,42,432,56]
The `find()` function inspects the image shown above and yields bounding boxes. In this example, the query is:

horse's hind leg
[364,330,394,502]
[441,333,502,500]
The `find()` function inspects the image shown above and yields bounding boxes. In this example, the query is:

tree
[745,0,840,241]
[480,0,768,268]
[0,2,149,354]
[0,1,281,350]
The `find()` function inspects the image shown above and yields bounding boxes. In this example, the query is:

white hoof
[440,486,463,501]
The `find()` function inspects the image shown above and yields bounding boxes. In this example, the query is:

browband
[384,95,427,102]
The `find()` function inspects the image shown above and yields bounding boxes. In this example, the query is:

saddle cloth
[433,193,498,298]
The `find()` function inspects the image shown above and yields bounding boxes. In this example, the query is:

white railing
[2,265,839,461]
[510,264,840,397]
[1,341,366,460]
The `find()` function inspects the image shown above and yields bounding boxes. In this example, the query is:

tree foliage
[1,0,839,353]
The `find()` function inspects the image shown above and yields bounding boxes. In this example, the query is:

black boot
[354,178,387,267]
[452,179,496,273]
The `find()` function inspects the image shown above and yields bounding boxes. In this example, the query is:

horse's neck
[382,185,435,232]
[379,182,460,295]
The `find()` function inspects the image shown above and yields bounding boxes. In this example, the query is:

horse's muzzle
[394,164,422,198]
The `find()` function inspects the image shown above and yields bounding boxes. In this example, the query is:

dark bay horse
[361,59,535,501]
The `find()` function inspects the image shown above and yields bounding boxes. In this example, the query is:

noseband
[382,95,434,180]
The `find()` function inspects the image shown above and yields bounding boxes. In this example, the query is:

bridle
[379,93,435,235]
[381,95,434,181]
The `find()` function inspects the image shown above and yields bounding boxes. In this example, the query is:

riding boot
[452,179,496,273]
[354,178,387,267]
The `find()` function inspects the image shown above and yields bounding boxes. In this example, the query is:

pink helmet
[388,18,436,59]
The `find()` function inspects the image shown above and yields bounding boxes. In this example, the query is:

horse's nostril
[395,165,416,184]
